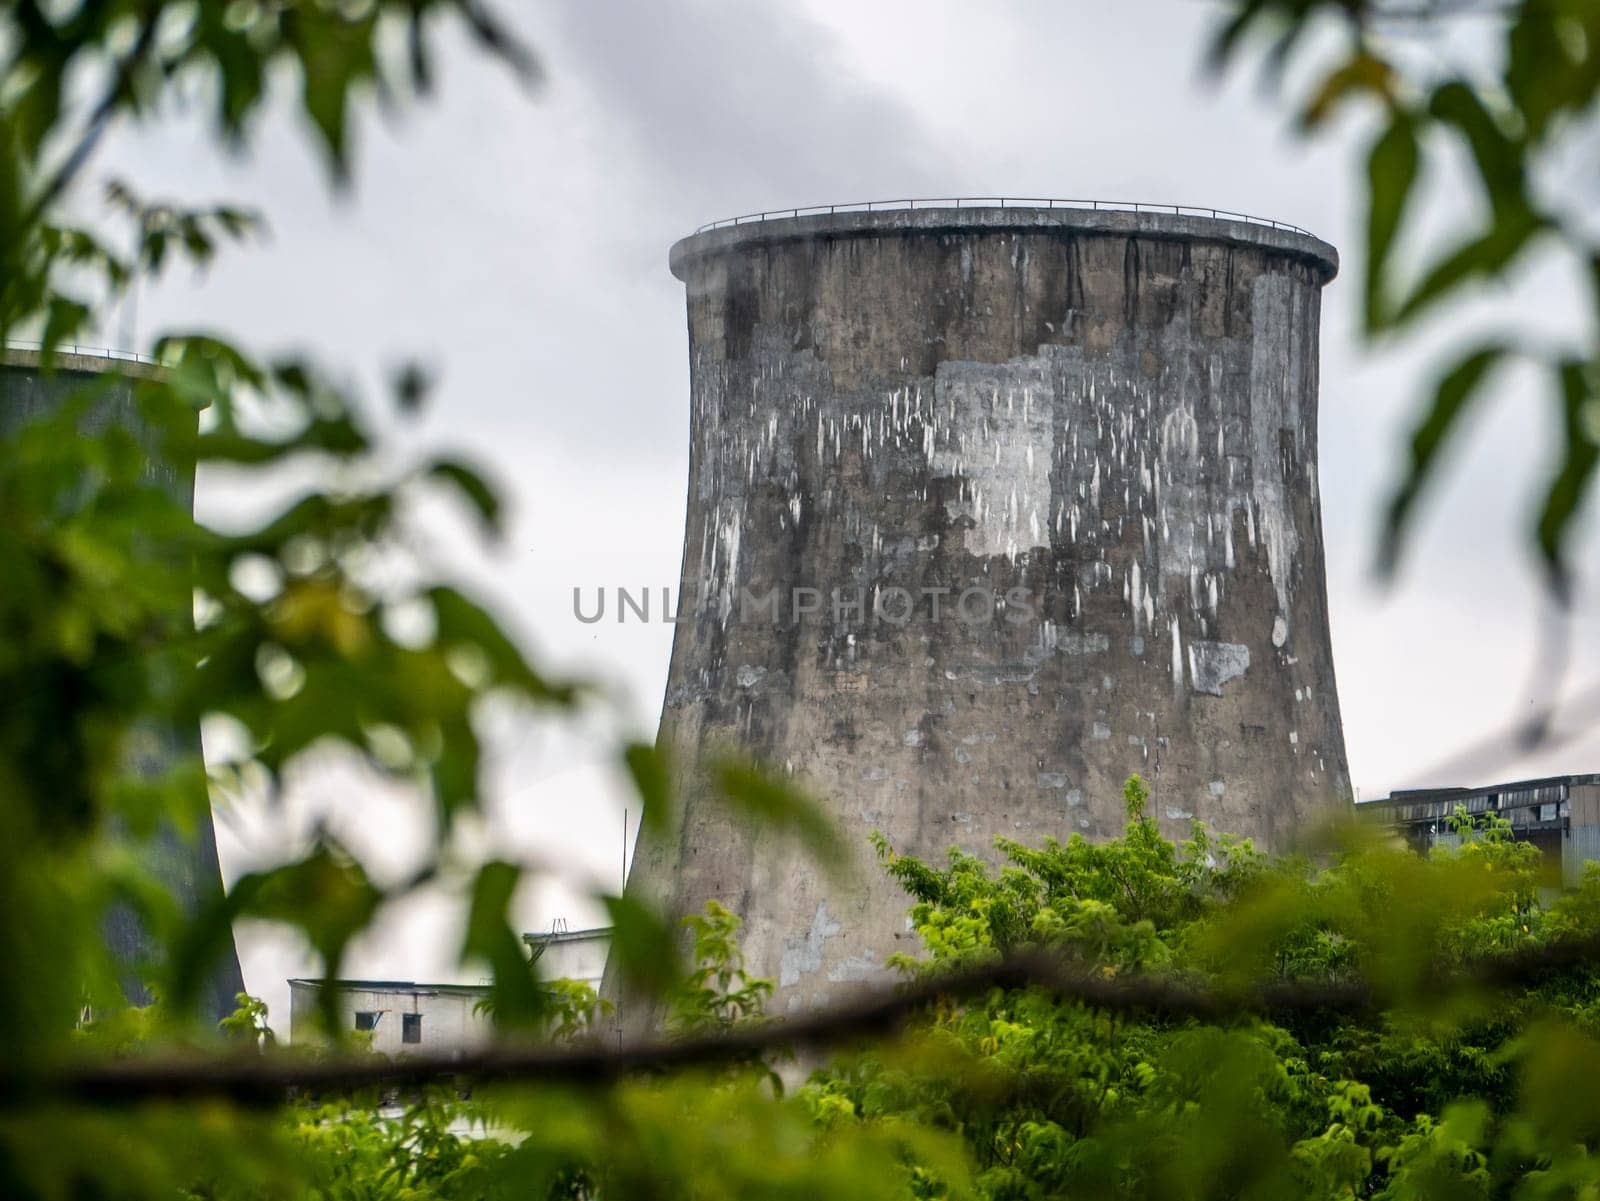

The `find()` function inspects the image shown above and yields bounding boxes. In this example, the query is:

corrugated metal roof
[1357,773,1600,827]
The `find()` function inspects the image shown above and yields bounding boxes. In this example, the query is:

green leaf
[1365,114,1419,333]
[624,741,673,833]
[408,10,435,93]
[195,415,369,465]
[392,361,433,415]
[1300,51,1396,130]
[1380,343,1512,577]
[712,757,849,882]
[1391,205,1546,330]
[425,457,503,538]
[459,1,542,83]
[462,861,548,1029]
[283,7,379,184]
[1257,15,1311,91]
[173,845,384,1030]
[1535,358,1600,598]
[428,585,578,704]
[1204,0,1270,74]
[40,295,91,358]
[1429,81,1525,215]
[603,892,681,998]
[1505,2,1596,143]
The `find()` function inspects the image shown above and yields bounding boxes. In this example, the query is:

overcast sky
[91,0,1600,1024]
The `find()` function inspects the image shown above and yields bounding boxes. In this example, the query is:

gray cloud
[542,0,948,216]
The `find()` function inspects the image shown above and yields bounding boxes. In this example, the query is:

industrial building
[0,348,244,1021]
[288,924,612,1052]
[613,200,1351,1026]
[1358,774,1600,885]
[288,978,494,1055]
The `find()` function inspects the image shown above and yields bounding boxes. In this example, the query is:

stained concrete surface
[612,207,1348,1025]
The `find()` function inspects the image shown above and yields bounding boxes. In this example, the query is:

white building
[288,979,493,1055]
[523,923,611,990]
[287,928,613,1053]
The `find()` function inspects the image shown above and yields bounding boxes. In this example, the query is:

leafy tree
[667,901,776,1037]
[174,913,959,1201]
[808,784,1600,1199]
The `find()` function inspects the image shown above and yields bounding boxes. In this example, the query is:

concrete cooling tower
[0,349,245,1021]
[616,202,1349,1021]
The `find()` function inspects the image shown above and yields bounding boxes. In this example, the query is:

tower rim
[0,345,164,380]
[670,202,1338,286]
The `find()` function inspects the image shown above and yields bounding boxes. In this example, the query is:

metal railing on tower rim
[693,197,1316,239]
[3,339,159,365]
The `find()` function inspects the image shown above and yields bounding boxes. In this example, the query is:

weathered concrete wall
[615,207,1349,1024]
[0,351,246,1021]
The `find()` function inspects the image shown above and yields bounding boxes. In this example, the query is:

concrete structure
[0,349,244,1020]
[613,202,1351,1024]
[523,922,611,989]
[288,978,493,1054]
[1359,774,1600,885]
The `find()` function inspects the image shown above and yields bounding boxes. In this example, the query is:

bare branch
[34,932,1600,1108]
[21,9,161,233]
[1399,673,1600,790]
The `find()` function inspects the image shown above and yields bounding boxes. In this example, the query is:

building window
[403,1013,422,1044]
[354,1011,379,1032]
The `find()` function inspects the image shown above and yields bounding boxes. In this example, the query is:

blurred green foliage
[39,787,1600,1200]
[810,783,1600,1199]
[3,1,1600,1199]
[1215,0,1600,591]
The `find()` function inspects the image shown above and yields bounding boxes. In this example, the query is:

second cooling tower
[623,203,1348,1016]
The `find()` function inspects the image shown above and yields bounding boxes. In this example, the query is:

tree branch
[32,952,1256,1106]
[32,931,1600,1108]
[19,8,161,235]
